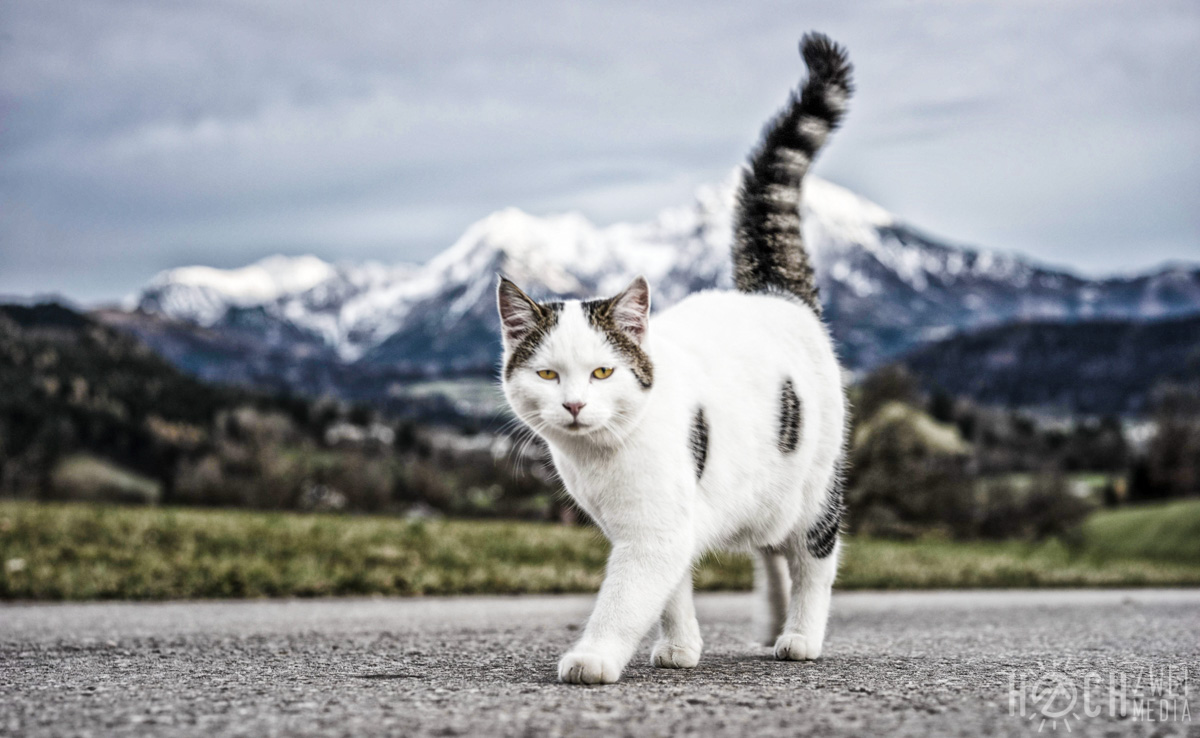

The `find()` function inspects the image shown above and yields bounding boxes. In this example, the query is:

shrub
[976,480,1026,540]
[49,454,161,505]
[846,402,975,538]
[976,475,1093,542]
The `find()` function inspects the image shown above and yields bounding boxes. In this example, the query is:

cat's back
[652,290,839,380]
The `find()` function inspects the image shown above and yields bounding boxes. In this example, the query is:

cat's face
[497,276,654,443]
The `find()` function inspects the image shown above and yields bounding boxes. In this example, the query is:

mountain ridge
[124,174,1200,382]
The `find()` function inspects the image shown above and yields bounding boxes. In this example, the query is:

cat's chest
[547,433,694,532]
[552,450,627,500]
[549,445,650,515]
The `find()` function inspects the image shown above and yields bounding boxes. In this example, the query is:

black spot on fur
[581,299,654,389]
[778,380,802,453]
[689,408,708,481]
[805,490,843,559]
[732,33,853,314]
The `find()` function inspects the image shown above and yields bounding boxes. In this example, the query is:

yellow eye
[536,369,558,380]
[592,367,614,380]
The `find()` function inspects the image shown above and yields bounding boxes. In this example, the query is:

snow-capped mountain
[128,175,1200,381]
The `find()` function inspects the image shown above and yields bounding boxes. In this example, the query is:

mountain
[0,303,253,435]
[0,302,244,494]
[118,174,1200,389]
[899,315,1200,415]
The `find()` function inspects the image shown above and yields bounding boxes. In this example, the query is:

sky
[1,1,1198,303]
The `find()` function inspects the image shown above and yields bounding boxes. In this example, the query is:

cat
[496,32,853,685]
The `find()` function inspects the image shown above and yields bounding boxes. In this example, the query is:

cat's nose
[563,402,586,419]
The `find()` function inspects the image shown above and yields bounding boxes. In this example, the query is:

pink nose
[563,402,586,419]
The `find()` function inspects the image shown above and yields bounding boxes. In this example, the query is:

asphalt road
[2,590,1198,737]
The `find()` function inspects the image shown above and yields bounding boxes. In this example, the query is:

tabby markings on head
[503,301,563,380]
[581,299,654,389]
[689,408,709,481]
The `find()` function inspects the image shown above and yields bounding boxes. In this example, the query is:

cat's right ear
[496,276,541,348]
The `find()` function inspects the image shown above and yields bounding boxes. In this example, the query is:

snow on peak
[133,175,958,355]
[140,254,339,325]
[804,177,894,230]
[152,254,337,301]
[428,207,603,292]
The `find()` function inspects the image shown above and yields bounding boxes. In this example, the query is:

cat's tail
[732,33,853,314]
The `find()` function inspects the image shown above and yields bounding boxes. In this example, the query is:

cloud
[1,0,1197,300]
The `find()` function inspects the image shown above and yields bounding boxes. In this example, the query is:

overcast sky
[2,1,1198,302]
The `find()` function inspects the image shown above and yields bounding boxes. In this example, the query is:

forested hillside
[900,315,1200,415]
[0,303,552,516]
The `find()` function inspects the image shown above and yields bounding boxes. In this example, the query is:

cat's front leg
[559,536,693,685]
[650,574,702,669]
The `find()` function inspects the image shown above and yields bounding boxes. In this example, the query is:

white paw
[774,632,823,661]
[558,651,622,685]
[650,641,701,669]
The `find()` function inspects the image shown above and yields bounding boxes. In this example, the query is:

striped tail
[732,33,854,314]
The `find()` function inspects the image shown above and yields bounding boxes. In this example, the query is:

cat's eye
[592,367,614,380]
[536,369,558,380]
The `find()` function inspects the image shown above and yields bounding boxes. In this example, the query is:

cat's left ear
[609,276,651,345]
[497,276,544,349]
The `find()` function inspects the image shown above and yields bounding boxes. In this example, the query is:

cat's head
[497,275,653,442]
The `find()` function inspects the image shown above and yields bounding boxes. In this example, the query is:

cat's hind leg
[774,526,840,661]
[755,548,790,646]
[651,573,703,668]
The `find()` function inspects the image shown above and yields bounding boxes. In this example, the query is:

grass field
[2,500,1199,600]
[1079,499,1200,563]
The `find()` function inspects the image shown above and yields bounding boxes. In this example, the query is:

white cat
[497,33,853,685]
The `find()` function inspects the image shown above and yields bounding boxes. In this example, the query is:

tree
[1131,383,1200,500]
[854,365,920,423]
[845,402,974,538]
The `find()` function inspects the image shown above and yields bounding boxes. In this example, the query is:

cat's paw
[558,651,622,685]
[773,632,823,661]
[650,641,701,669]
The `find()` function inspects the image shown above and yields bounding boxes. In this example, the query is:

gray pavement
[1,590,1198,737]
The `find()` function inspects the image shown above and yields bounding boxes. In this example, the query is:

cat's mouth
[563,421,591,432]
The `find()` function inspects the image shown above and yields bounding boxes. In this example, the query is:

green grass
[839,536,1199,589]
[1079,499,1200,564]
[2,500,1199,601]
[0,502,612,600]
